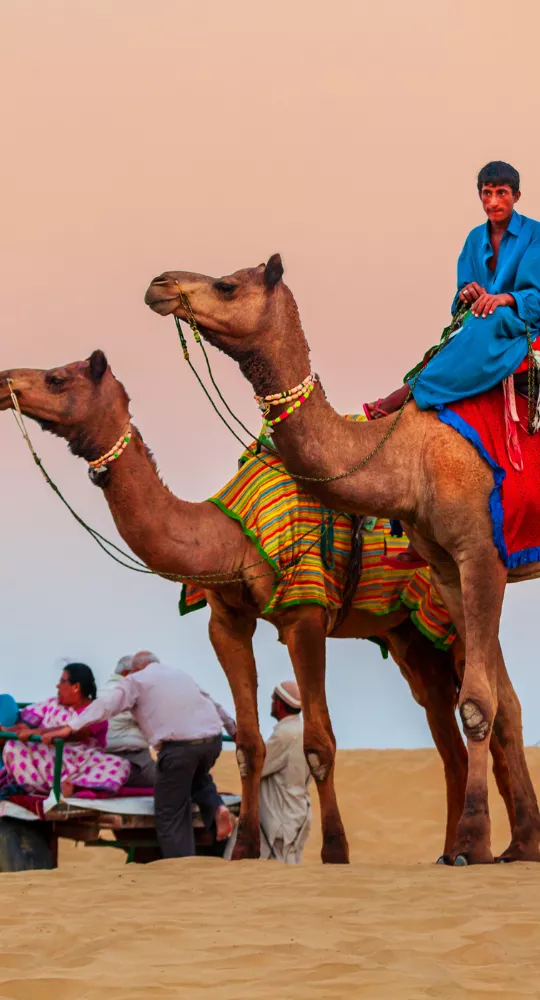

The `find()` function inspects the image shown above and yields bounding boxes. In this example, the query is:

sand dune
[2,748,540,999]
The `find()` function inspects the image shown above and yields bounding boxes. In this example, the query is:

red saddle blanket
[438,386,540,568]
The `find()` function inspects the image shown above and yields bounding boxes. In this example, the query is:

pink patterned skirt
[2,740,130,794]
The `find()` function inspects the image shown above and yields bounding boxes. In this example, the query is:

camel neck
[99,429,246,583]
[233,291,416,520]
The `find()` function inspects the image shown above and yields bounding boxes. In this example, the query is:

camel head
[144,254,311,396]
[145,254,284,342]
[0,351,131,479]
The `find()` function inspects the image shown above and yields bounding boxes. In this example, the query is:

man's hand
[459,282,486,303]
[471,292,515,318]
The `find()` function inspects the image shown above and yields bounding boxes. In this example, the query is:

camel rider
[364,160,540,567]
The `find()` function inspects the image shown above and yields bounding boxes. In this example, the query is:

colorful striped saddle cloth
[180,422,455,651]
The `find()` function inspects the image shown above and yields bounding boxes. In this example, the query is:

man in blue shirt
[365,160,540,567]
[365,160,540,418]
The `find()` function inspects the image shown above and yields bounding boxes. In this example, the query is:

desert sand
[2,748,540,999]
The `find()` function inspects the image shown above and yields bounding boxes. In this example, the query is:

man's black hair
[477,161,520,195]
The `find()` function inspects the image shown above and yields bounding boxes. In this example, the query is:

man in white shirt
[44,650,235,858]
[100,655,156,788]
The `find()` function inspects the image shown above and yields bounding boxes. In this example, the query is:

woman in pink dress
[0,663,130,797]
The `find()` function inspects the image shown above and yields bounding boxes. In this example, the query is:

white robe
[225,714,312,864]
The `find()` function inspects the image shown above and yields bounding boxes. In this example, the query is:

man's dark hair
[477,161,520,194]
[64,662,97,700]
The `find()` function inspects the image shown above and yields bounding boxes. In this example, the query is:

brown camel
[145,255,540,866]
[0,354,512,863]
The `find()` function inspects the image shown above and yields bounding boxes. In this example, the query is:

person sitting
[100,655,156,788]
[0,663,130,798]
[364,160,540,567]
[41,650,236,858]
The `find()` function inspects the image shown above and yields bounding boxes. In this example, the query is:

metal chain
[526,326,536,435]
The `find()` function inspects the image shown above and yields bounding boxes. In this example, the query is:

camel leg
[207,598,265,860]
[386,623,468,859]
[452,640,516,837]
[279,604,349,864]
[435,549,507,864]
[492,648,540,861]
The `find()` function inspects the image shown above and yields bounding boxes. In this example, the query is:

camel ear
[89,350,108,383]
[264,254,284,289]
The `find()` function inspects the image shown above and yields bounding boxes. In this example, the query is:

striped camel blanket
[181,430,455,651]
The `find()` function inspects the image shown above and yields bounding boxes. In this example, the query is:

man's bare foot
[61,780,75,798]
[215,805,236,841]
[364,384,411,421]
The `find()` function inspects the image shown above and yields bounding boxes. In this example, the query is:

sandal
[363,399,390,421]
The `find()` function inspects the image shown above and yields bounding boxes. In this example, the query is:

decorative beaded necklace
[88,425,132,473]
[255,372,317,418]
[262,378,317,433]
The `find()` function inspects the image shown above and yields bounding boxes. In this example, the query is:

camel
[145,255,540,866]
[0,353,512,863]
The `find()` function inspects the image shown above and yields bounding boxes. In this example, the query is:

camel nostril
[151,275,171,286]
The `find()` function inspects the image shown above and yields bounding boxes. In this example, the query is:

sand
[2,748,540,999]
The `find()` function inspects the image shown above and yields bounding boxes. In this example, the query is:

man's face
[271,694,279,720]
[480,183,520,224]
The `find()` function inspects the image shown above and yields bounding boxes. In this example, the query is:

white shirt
[71,662,223,748]
[98,674,149,753]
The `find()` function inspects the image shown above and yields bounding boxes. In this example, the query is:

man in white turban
[258,680,312,864]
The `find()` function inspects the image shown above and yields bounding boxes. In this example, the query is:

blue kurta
[411,212,540,410]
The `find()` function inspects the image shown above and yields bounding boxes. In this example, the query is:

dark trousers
[115,748,156,788]
[154,735,223,858]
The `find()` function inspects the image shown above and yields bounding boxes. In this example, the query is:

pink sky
[1,0,540,746]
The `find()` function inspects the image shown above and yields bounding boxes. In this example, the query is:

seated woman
[0,662,130,798]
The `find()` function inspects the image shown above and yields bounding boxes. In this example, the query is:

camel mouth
[144,282,182,316]
[0,381,14,411]
[147,296,179,316]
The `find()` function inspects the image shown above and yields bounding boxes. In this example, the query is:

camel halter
[170,287,419,484]
[172,294,540,483]
[4,379,331,587]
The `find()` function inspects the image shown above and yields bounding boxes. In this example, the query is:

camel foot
[448,848,494,865]
[436,853,473,867]
[496,840,540,864]
[230,820,260,861]
[231,842,260,861]
[321,832,350,864]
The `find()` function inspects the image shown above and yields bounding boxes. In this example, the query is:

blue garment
[411,212,540,410]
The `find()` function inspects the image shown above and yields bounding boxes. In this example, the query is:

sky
[1,0,540,748]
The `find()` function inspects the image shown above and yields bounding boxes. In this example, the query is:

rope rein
[6,381,341,587]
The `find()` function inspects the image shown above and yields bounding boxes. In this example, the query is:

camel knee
[235,734,265,780]
[303,729,336,784]
[459,698,492,743]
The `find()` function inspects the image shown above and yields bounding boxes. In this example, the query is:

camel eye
[214,281,237,295]
[46,374,67,390]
